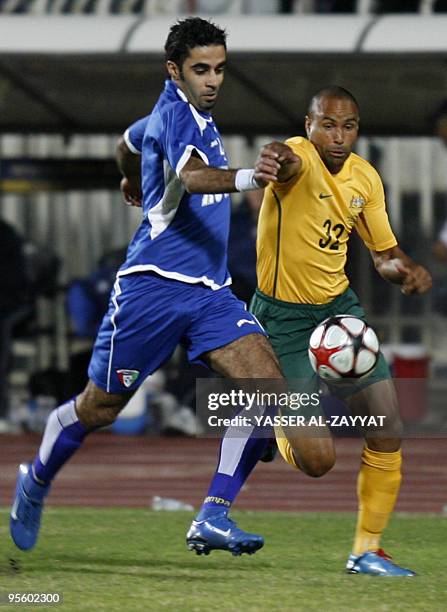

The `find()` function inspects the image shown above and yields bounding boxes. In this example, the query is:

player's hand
[400,263,432,295]
[261,141,299,164]
[388,259,432,294]
[254,142,300,187]
[120,177,142,207]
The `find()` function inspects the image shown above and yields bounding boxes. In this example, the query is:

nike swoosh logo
[210,526,231,537]
[237,319,256,328]
[319,193,332,199]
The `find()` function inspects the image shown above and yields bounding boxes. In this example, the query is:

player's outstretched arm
[180,155,244,193]
[179,142,300,194]
[370,246,432,295]
[116,136,142,207]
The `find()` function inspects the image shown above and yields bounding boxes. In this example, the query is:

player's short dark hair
[165,17,227,68]
[308,86,359,115]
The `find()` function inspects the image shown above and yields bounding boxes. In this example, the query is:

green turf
[0,509,445,611]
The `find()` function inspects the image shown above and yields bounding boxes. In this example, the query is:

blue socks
[28,399,88,487]
[196,425,270,521]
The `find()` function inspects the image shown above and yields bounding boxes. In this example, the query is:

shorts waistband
[254,287,353,311]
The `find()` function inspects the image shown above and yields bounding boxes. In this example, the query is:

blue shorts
[88,273,266,393]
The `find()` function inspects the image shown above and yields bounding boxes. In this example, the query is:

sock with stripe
[25,398,88,493]
[195,421,271,521]
[352,445,402,556]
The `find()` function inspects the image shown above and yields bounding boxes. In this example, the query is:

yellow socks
[352,446,402,556]
[276,437,402,556]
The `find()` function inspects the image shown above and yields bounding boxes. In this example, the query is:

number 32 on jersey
[319,218,345,250]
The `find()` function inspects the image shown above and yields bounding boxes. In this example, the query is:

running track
[0,434,445,513]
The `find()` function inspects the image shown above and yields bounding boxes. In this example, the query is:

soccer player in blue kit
[10,18,296,556]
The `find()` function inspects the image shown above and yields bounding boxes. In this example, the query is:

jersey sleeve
[124,115,149,154]
[355,172,397,251]
[160,103,209,177]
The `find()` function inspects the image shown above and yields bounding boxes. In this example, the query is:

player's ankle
[195,505,229,521]
[23,477,48,504]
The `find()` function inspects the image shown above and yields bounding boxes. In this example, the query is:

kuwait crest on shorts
[116,369,140,388]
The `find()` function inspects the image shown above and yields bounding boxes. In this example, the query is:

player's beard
[201,94,218,111]
[179,72,218,113]
[324,150,350,174]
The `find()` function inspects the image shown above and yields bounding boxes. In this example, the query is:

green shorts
[250,287,391,404]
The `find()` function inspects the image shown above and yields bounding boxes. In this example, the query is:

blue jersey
[120,80,231,290]
[124,116,148,154]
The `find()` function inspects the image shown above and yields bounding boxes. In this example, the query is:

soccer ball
[308,315,379,381]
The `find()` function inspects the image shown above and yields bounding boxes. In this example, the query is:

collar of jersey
[165,79,212,122]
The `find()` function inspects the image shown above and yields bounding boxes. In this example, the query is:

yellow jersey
[256,137,397,304]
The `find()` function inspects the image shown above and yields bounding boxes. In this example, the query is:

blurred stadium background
[0,0,447,521]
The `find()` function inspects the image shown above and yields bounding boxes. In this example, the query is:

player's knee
[76,400,122,429]
[298,450,335,478]
[75,382,130,429]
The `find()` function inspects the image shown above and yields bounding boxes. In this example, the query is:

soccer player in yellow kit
[251,86,432,576]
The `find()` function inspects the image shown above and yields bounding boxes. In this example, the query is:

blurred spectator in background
[0,219,30,426]
[66,246,127,399]
[67,247,127,340]
[227,190,263,304]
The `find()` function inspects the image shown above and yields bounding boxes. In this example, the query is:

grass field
[0,508,445,611]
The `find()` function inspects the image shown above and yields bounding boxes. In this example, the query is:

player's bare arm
[116,136,142,206]
[180,155,240,193]
[180,142,295,193]
[370,246,432,295]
